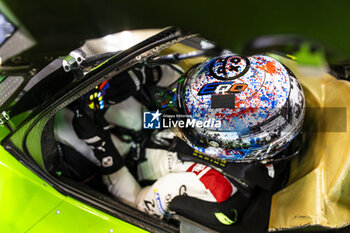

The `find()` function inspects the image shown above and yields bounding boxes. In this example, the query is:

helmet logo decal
[209,56,250,80]
[198,82,247,96]
[198,82,247,109]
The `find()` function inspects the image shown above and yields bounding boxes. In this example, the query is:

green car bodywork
[0,135,147,233]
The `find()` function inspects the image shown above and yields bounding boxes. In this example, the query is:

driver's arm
[72,109,141,206]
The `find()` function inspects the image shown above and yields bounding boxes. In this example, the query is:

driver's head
[175,54,305,162]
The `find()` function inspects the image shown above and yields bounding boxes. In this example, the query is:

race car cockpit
[2,27,350,233]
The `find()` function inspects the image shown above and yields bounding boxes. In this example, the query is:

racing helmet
[175,54,305,162]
